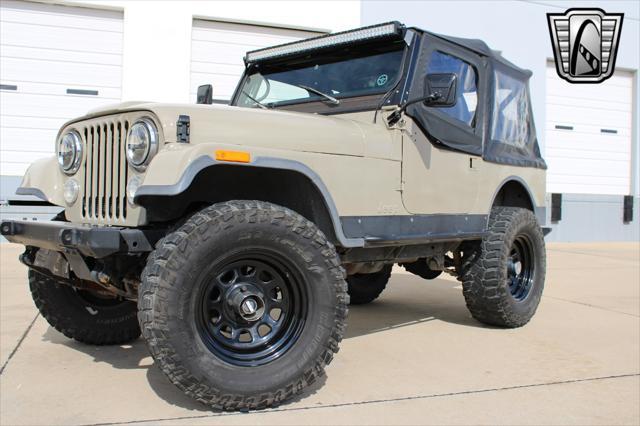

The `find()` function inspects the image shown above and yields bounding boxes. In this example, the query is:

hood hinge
[177,115,190,143]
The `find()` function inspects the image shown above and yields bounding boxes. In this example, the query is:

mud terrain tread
[459,207,545,328]
[138,200,348,411]
[29,269,140,345]
[347,265,392,304]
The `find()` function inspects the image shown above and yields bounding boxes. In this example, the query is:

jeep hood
[74,102,391,158]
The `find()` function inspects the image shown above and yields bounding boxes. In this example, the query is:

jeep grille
[81,120,129,223]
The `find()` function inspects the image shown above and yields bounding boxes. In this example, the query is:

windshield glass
[235,43,406,108]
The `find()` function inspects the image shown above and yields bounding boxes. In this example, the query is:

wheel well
[492,180,534,211]
[138,165,339,244]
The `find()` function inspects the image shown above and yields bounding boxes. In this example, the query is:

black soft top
[431,33,533,78]
[405,25,545,169]
[413,28,533,78]
[242,22,545,169]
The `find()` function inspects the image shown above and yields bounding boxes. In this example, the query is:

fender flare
[490,175,546,225]
[16,187,48,201]
[135,155,365,248]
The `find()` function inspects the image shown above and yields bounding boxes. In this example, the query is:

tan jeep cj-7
[1,22,549,410]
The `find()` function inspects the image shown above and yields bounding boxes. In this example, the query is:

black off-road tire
[400,260,442,280]
[138,201,348,411]
[460,207,546,328]
[347,265,392,305]
[29,269,140,345]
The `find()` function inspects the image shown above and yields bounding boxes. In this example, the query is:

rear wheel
[29,269,140,345]
[346,265,392,305]
[138,201,348,410]
[460,207,546,328]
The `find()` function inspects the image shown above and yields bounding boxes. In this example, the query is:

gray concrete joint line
[543,294,640,318]
[0,312,39,375]
[84,373,640,426]
[547,248,640,263]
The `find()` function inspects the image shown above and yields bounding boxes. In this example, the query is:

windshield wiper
[242,90,270,109]
[295,84,340,105]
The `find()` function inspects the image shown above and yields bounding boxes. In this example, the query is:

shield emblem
[547,8,623,83]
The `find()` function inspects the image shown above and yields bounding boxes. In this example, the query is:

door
[401,48,483,215]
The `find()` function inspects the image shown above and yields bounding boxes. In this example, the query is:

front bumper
[0,220,155,258]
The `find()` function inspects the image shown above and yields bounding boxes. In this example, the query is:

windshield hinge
[387,109,402,127]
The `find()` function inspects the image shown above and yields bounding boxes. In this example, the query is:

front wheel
[29,269,140,345]
[138,201,348,411]
[460,207,546,328]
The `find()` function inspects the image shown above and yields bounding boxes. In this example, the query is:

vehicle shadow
[39,271,487,412]
[345,272,489,339]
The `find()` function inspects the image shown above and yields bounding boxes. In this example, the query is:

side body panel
[401,120,482,214]
[19,103,545,248]
[140,140,404,219]
[401,119,546,217]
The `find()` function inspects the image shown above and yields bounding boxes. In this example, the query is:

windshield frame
[230,40,411,114]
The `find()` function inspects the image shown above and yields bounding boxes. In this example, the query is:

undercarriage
[2,217,471,302]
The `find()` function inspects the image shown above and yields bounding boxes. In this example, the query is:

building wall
[547,194,639,242]
[362,0,640,242]
[0,0,360,202]
[62,0,361,103]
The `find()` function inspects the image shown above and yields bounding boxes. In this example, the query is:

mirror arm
[386,92,443,126]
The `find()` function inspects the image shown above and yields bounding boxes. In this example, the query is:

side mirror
[424,73,457,107]
[196,84,213,105]
[386,73,458,126]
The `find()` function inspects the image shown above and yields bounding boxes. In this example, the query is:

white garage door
[544,62,634,195]
[0,0,123,178]
[190,20,323,103]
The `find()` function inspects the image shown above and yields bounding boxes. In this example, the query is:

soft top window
[426,51,478,127]
[490,71,531,147]
[483,64,546,169]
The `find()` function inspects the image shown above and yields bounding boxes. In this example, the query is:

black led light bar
[244,21,405,64]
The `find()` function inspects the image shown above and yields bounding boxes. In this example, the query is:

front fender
[16,156,66,206]
[135,143,365,248]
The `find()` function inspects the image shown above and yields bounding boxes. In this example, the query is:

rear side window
[490,71,531,147]
[426,51,478,127]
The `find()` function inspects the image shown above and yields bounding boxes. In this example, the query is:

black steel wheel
[196,254,307,366]
[460,207,546,328]
[139,201,348,411]
[507,234,535,302]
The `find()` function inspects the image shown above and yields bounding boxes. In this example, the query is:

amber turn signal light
[215,150,251,163]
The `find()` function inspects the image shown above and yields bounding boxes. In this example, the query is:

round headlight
[126,118,158,169]
[57,131,82,175]
[63,179,79,205]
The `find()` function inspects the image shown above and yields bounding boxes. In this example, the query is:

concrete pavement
[1,242,639,425]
